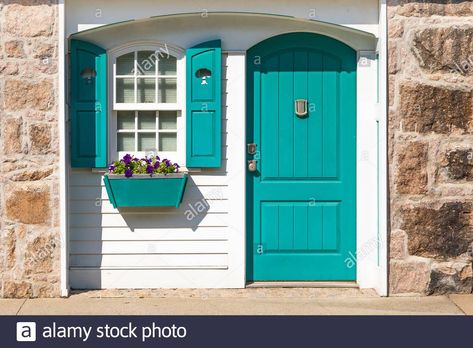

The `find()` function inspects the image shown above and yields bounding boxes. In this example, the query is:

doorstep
[69,287,374,299]
[246,281,358,288]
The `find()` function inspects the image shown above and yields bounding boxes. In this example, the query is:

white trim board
[353,1,388,296]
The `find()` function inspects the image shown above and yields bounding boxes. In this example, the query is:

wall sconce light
[195,68,212,85]
[80,67,97,84]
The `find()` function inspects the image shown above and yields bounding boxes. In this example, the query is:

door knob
[248,160,257,172]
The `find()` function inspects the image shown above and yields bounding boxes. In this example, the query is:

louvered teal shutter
[70,40,107,167]
[186,40,222,167]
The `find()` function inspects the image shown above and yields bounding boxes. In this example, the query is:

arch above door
[69,12,377,52]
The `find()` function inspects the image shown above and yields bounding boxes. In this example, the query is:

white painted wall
[65,0,385,292]
[69,53,246,288]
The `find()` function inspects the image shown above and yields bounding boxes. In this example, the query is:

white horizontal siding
[69,212,228,228]
[70,171,230,186]
[69,173,230,270]
[70,254,228,268]
[70,199,228,214]
[68,53,246,289]
[69,269,235,289]
[70,227,230,241]
[69,184,230,201]
[70,240,228,254]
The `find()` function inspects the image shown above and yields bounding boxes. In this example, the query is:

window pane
[137,51,156,76]
[159,133,177,151]
[158,56,176,75]
[117,111,135,129]
[138,133,156,151]
[159,111,177,129]
[137,78,156,103]
[116,52,134,75]
[116,78,135,103]
[158,78,177,103]
[118,133,135,152]
[138,111,156,130]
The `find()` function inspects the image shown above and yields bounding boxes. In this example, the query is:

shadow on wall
[69,50,230,288]
[119,176,209,231]
[69,173,229,289]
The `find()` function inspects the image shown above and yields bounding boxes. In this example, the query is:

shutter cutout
[70,40,107,168]
[186,40,222,167]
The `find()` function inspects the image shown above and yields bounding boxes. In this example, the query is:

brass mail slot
[295,99,308,117]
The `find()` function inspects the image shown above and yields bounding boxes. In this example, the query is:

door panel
[259,201,340,253]
[247,33,357,281]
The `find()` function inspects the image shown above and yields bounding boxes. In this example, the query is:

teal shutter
[70,40,107,168]
[186,40,222,167]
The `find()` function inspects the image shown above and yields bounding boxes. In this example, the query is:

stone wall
[388,0,473,294]
[0,0,60,298]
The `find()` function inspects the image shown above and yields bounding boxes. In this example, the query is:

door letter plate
[295,99,308,117]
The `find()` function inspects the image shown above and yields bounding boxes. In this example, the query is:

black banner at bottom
[3,316,472,347]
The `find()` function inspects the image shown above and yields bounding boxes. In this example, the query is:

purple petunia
[109,153,179,176]
[123,154,132,165]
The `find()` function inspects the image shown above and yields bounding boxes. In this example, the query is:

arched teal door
[246,32,357,280]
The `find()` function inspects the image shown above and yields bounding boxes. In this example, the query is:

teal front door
[246,33,357,281]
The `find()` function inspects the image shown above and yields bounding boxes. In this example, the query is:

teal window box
[103,173,188,208]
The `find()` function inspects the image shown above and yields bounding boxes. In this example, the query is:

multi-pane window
[113,47,181,159]
[115,51,177,104]
[117,110,178,155]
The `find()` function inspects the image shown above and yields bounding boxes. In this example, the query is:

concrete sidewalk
[0,288,471,315]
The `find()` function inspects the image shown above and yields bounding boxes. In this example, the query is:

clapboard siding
[70,226,230,241]
[68,53,248,288]
[69,269,232,289]
[69,185,230,201]
[70,172,231,186]
[70,199,228,214]
[70,240,228,254]
[70,212,228,228]
[70,254,228,268]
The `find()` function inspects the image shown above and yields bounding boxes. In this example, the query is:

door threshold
[246,281,358,288]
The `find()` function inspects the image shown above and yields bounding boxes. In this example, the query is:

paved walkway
[0,289,471,315]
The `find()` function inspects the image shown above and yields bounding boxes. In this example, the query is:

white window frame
[107,42,186,164]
